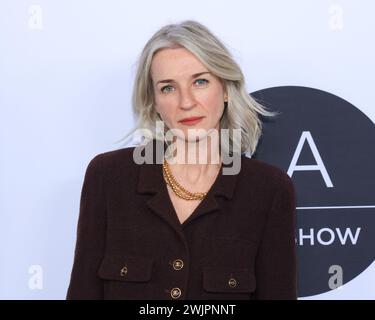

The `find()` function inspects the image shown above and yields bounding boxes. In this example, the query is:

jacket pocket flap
[203,266,256,293]
[98,255,153,282]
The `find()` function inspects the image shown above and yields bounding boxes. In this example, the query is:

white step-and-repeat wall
[1,0,374,299]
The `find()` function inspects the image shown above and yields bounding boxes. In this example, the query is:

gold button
[170,287,181,299]
[120,266,128,276]
[228,277,237,288]
[172,259,184,270]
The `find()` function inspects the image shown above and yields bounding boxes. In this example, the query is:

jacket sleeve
[66,154,107,299]
[253,173,297,300]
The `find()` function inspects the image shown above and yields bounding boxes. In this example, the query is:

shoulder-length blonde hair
[115,20,278,156]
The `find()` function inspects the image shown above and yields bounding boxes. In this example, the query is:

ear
[223,83,228,101]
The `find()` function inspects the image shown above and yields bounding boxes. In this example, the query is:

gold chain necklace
[162,159,209,201]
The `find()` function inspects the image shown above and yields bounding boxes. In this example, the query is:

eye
[195,78,209,86]
[160,85,174,93]
[160,79,209,93]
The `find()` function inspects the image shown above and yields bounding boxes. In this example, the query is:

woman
[66,20,297,300]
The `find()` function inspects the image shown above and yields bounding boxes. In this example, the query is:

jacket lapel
[136,139,239,241]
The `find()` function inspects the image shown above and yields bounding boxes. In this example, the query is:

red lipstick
[179,116,204,126]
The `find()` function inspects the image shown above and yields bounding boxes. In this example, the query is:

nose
[179,86,196,110]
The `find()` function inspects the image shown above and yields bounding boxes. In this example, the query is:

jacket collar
[136,139,239,199]
[134,139,240,241]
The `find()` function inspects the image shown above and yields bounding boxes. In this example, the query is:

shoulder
[240,157,296,227]
[85,146,138,175]
[240,155,295,196]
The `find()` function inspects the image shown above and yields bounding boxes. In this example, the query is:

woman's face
[151,47,227,141]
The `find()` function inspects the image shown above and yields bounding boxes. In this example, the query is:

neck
[165,134,222,184]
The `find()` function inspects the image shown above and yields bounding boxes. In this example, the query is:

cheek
[154,97,176,126]
[200,94,224,118]
[155,95,172,114]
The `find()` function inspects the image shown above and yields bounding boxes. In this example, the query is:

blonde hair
[115,20,278,156]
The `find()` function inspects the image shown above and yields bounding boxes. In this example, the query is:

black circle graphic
[252,86,375,297]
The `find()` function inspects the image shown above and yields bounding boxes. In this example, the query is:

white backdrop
[0,0,374,299]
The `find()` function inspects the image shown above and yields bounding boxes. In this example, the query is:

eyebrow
[156,71,211,85]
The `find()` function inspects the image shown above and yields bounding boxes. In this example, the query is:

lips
[180,117,203,122]
[179,116,204,126]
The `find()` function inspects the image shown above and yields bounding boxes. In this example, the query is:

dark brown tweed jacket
[66,139,297,300]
